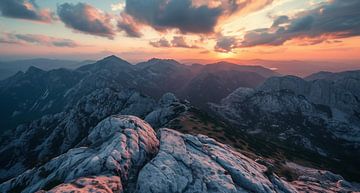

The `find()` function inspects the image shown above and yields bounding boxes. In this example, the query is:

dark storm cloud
[0,0,54,22]
[57,3,115,39]
[150,36,199,48]
[0,33,79,47]
[237,0,360,48]
[125,0,222,34]
[123,0,274,34]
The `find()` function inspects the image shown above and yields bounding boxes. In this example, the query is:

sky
[0,0,359,63]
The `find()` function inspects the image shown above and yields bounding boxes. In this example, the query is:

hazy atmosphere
[1,1,360,193]
[1,0,360,63]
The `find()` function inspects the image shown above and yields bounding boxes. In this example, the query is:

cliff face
[258,75,360,117]
[211,75,360,173]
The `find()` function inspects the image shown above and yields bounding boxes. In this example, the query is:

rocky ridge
[1,116,358,193]
[0,115,159,193]
[0,89,187,184]
[210,74,360,180]
[0,56,277,132]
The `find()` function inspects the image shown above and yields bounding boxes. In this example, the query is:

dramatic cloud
[237,0,360,48]
[124,0,273,34]
[171,36,199,48]
[117,13,142,38]
[149,38,171,48]
[0,0,54,22]
[150,36,199,48]
[215,35,239,52]
[57,3,115,39]
[0,33,79,47]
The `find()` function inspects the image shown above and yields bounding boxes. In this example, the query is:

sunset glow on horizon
[1,0,360,63]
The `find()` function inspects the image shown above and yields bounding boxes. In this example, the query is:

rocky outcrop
[145,93,189,129]
[287,162,360,193]
[0,88,156,183]
[2,116,359,193]
[305,70,360,101]
[210,75,360,181]
[136,128,296,193]
[258,75,360,118]
[0,115,159,193]
[39,176,121,193]
[212,75,360,153]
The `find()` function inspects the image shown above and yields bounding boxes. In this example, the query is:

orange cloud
[0,0,55,23]
[57,3,115,39]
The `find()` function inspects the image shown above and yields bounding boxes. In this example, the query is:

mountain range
[0,59,96,80]
[181,59,360,77]
[0,56,278,131]
[0,56,359,193]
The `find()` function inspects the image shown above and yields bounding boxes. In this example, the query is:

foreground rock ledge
[136,128,297,193]
[1,116,359,193]
[137,129,360,193]
[0,115,159,193]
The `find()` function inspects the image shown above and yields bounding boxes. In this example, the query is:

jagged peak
[14,71,25,76]
[100,55,130,64]
[147,58,180,65]
[26,66,45,74]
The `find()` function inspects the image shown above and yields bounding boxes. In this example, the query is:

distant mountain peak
[101,55,128,63]
[148,58,180,64]
[26,66,44,74]
[212,61,266,68]
[76,55,132,72]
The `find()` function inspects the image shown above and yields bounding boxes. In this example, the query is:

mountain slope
[0,88,189,184]
[211,74,360,180]
[305,70,360,99]
[180,70,266,109]
[204,61,280,78]
[0,88,156,183]
[0,115,159,193]
[0,67,85,130]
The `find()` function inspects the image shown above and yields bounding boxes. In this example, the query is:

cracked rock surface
[136,128,296,193]
[1,116,359,193]
[39,176,122,193]
[0,115,159,193]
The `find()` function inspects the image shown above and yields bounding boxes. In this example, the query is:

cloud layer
[0,0,54,22]
[125,0,221,34]
[150,36,199,48]
[215,0,360,52]
[57,3,115,39]
[215,36,239,52]
[0,33,79,47]
[123,0,273,34]
[241,0,360,48]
